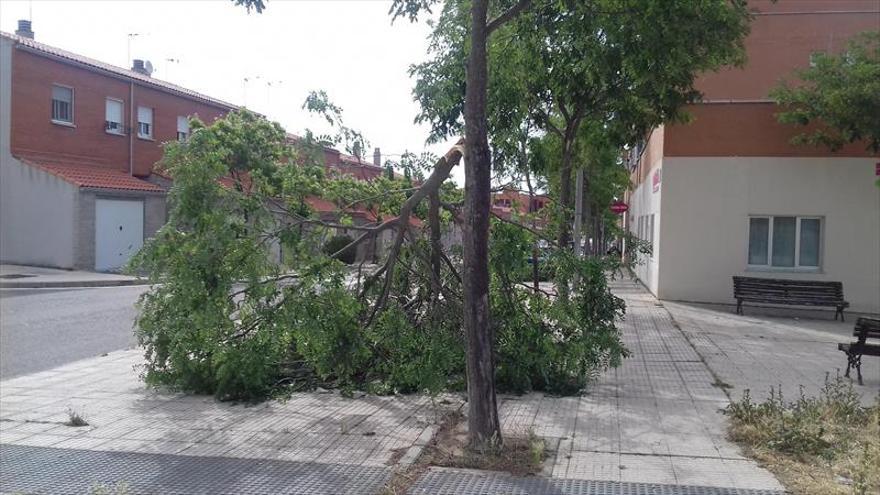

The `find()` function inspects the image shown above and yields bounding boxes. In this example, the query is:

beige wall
[658,157,880,313]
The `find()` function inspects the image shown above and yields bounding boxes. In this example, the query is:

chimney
[131,59,151,76]
[15,20,34,39]
[373,147,381,167]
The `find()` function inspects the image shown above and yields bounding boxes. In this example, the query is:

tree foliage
[772,32,880,153]
[132,109,629,401]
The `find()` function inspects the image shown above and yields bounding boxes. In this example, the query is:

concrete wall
[659,157,880,313]
[0,162,78,268]
[1,37,76,268]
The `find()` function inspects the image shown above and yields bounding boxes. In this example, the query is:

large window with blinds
[105,98,124,134]
[137,106,153,139]
[748,216,822,270]
[51,85,73,124]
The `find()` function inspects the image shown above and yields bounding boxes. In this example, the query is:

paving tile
[618,454,676,484]
[671,456,736,487]
[9,433,67,448]
[565,451,620,481]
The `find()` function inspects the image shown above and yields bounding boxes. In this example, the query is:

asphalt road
[0,286,147,379]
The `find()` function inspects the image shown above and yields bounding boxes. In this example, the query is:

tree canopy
[772,32,880,153]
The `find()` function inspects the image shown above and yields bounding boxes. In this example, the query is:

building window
[51,85,73,124]
[137,106,153,138]
[748,216,821,269]
[105,98,124,134]
[177,116,189,141]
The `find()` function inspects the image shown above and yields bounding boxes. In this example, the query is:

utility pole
[572,167,584,285]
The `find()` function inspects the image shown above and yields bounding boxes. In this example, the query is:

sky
[0,0,465,183]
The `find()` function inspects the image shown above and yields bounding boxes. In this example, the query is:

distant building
[491,188,550,220]
[624,0,879,313]
[0,23,390,271]
[0,24,235,271]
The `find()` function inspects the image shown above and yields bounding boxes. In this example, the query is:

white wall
[0,37,78,268]
[628,165,663,295]
[659,157,880,313]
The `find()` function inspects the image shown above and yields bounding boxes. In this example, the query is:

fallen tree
[131,110,630,402]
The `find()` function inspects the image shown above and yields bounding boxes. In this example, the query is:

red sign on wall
[875,162,880,176]
[610,201,629,214]
[652,168,662,193]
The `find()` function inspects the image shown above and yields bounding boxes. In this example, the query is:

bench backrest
[733,276,845,301]
[854,317,880,343]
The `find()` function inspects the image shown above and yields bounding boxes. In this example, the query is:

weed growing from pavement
[90,482,129,495]
[64,408,89,427]
[381,408,548,495]
[711,377,733,390]
[725,373,879,495]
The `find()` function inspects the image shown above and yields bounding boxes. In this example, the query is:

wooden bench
[838,317,880,385]
[732,276,850,321]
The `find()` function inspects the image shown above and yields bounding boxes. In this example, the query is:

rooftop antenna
[242,75,261,107]
[126,32,149,67]
[265,79,283,111]
[127,33,141,67]
[164,58,180,81]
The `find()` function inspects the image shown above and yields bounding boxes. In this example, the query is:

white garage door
[95,199,144,272]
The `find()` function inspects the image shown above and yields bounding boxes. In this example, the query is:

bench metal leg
[736,299,743,315]
[836,307,845,322]
[845,352,863,385]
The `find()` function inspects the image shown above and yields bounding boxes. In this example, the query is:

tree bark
[462,0,501,450]
[556,135,575,300]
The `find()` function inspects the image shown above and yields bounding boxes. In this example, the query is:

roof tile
[1,31,238,110]
[18,157,164,192]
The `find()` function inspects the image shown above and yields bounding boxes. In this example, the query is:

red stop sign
[610,201,629,214]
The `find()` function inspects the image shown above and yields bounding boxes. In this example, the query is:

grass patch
[725,373,879,495]
[91,482,129,494]
[64,408,89,427]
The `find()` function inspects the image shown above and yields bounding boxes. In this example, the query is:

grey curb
[0,278,150,288]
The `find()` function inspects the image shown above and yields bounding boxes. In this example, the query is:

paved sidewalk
[0,351,458,493]
[0,279,797,494]
[0,264,145,288]
[665,300,879,404]
[495,280,784,492]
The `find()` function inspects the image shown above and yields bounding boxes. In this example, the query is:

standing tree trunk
[462,0,501,450]
[556,134,576,301]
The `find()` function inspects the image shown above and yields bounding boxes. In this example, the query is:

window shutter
[177,116,189,134]
[52,86,71,102]
[138,106,152,125]
[106,99,123,123]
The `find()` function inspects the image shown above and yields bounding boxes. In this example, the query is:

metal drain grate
[408,467,787,495]
[1,444,391,494]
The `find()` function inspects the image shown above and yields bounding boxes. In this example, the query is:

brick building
[0,23,236,271]
[624,1,879,313]
[1,22,393,271]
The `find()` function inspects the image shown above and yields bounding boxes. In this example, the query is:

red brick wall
[11,48,230,177]
[664,103,877,158]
